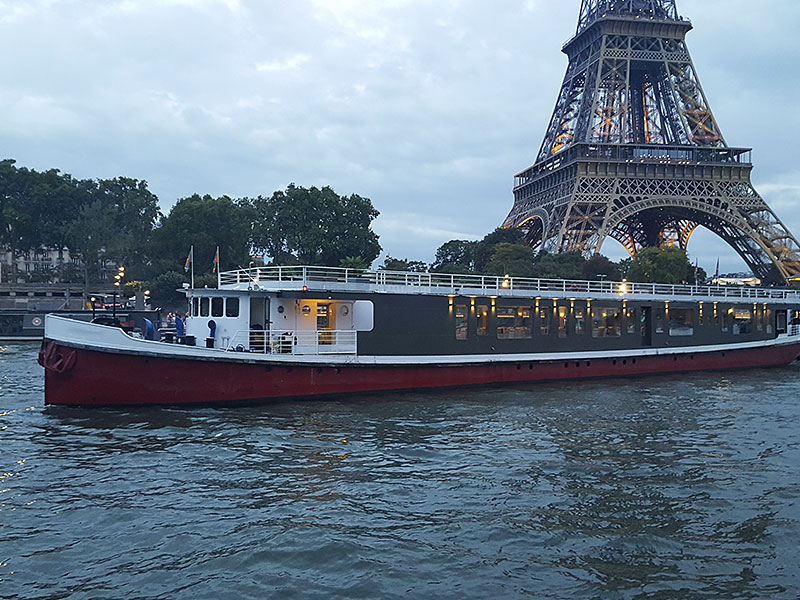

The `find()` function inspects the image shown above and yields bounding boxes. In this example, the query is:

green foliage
[473,227,526,272]
[64,200,118,287]
[380,256,428,272]
[433,228,528,275]
[251,184,381,267]
[92,177,161,279]
[485,243,536,277]
[583,254,621,281]
[431,240,476,273]
[627,247,694,284]
[152,194,253,277]
[617,258,633,280]
[145,270,190,312]
[340,256,369,270]
[530,251,587,280]
[1,159,160,284]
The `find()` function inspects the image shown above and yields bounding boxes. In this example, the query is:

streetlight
[112,266,125,319]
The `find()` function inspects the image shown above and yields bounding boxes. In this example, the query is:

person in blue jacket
[144,318,157,341]
[175,314,185,340]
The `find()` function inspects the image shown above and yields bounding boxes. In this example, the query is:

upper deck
[218,266,800,305]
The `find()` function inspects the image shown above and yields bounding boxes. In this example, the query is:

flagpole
[216,246,221,288]
[191,245,195,289]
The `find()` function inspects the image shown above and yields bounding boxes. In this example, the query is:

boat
[1,308,159,341]
[39,266,800,407]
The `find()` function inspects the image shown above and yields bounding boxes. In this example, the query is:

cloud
[0,0,798,271]
[256,54,312,73]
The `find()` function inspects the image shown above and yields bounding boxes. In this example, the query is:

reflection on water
[1,343,799,599]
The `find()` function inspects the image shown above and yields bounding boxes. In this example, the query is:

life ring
[38,341,77,374]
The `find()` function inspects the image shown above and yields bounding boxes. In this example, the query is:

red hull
[42,341,800,407]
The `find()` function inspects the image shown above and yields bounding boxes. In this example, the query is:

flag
[714,258,720,279]
[212,246,220,274]
[184,247,193,272]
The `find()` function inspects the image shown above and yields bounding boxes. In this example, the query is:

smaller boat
[39,266,800,407]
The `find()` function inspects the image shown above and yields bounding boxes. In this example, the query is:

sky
[2,0,799,274]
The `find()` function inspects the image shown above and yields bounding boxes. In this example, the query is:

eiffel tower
[504,0,800,284]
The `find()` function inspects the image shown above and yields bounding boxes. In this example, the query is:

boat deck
[218,266,800,304]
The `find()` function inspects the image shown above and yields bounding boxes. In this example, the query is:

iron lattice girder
[538,16,722,163]
[506,146,800,281]
[506,0,800,284]
[578,0,680,34]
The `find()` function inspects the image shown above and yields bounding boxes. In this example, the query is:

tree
[251,184,381,267]
[152,194,254,276]
[627,247,694,284]
[1,159,87,259]
[380,256,428,272]
[473,227,526,273]
[64,200,119,287]
[91,177,161,280]
[530,251,587,280]
[583,254,621,281]
[340,256,369,270]
[1,160,161,283]
[431,240,476,273]
[485,243,536,277]
[146,270,190,312]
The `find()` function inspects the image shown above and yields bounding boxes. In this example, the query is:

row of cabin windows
[191,297,240,318]
[455,304,776,340]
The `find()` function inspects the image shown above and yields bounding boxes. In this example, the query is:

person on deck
[175,313,185,342]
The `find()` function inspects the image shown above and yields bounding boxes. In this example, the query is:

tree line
[2,158,714,308]
[423,227,706,286]
[0,160,381,305]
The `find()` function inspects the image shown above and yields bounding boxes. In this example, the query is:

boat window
[626,307,636,334]
[777,311,787,334]
[558,306,568,338]
[317,304,331,329]
[200,297,209,317]
[592,307,621,338]
[655,309,665,334]
[765,309,773,334]
[538,307,550,336]
[226,297,240,318]
[497,306,532,339]
[192,297,199,317]
[733,308,752,335]
[668,308,694,336]
[722,307,732,332]
[477,305,490,336]
[455,305,468,340]
[756,307,764,332]
[574,308,585,335]
[211,297,224,318]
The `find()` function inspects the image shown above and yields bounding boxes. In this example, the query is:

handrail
[218,265,800,303]
[225,329,357,356]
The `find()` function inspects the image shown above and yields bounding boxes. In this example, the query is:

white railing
[225,329,357,356]
[218,265,800,303]
[790,324,800,337]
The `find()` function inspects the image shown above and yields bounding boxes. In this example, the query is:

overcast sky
[2,0,799,273]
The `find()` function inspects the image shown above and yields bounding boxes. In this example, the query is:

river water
[1,341,799,599]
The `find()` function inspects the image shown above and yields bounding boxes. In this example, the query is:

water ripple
[1,344,799,598]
